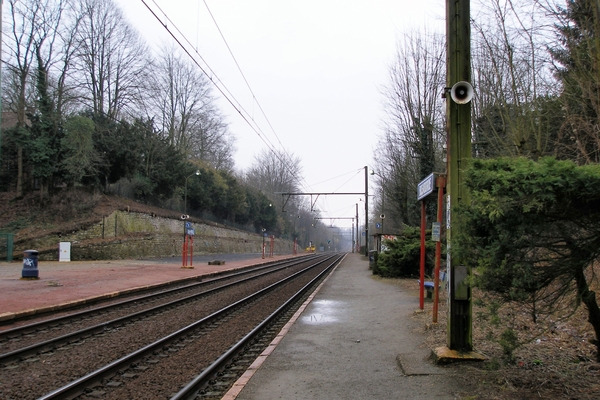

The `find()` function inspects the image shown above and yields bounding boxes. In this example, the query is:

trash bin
[368,250,377,269]
[21,249,39,279]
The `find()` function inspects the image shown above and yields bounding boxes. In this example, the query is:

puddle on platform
[301,299,343,324]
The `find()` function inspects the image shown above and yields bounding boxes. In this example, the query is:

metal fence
[0,232,14,262]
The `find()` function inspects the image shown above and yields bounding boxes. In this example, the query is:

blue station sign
[417,173,435,201]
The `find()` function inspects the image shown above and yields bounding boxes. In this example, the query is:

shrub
[375,226,436,277]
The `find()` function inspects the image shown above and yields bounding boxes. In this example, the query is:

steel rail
[0,254,328,364]
[171,253,345,400]
[0,254,319,335]
[0,256,316,332]
[37,254,340,400]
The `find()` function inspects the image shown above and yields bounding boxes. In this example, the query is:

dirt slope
[0,191,181,243]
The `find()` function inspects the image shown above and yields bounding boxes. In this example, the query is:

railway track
[0,253,344,399]
[0,254,321,354]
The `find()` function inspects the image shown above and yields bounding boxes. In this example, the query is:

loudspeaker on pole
[450,81,473,104]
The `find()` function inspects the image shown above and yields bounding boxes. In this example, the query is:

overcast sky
[116,0,444,227]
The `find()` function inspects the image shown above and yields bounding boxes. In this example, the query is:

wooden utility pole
[446,0,473,351]
[356,203,359,253]
[364,166,369,257]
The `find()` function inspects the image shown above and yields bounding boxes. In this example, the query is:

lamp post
[293,214,300,254]
[364,166,369,257]
[182,169,200,268]
[184,170,201,216]
[183,169,201,242]
[355,203,359,253]
[261,228,267,258]
[370,170,386,234]
[371,170,387,253]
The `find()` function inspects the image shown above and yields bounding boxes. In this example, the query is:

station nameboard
[417,173,435,200]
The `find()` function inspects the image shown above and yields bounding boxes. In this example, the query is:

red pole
[182,235,186,267]
[433,176,446,322]
[420,200,426,310]
[190,235,194,267]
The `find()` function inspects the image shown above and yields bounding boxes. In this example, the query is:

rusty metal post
[419,200,426,310]
[433,176,446,323]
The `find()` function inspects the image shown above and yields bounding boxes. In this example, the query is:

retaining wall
[15,211,292,261]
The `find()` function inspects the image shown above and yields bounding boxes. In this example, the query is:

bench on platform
[418,271,447,299]
[208,260,226,265]
[423,281,435,298]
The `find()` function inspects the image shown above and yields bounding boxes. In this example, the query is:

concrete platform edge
[221,254,346,400]
[0,257,293,323]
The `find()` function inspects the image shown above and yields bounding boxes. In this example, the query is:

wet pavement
[0,252,466,399]
[227,253,463,400]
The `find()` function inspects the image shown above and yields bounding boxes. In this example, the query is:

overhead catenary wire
[202,0,286,152]
[309,168,363,188]
[142,1,281,165]
[143,1,260,130]
[311,168,365,220]
[140,1,373,222]
[200,1,314,194]
[142,0,311,193]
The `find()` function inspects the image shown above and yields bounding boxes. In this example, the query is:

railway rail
[0,254,321,355]
[0,253,345,399]
[0,254,320,329]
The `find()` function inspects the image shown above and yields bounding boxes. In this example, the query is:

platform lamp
[364,166,369,257]
[293,214,300,254]
[261,228,267,258]
[370,170,385,235]
[184,170,201,217]
[356,203,359,253]
[183,170,201,243]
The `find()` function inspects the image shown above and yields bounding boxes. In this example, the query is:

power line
[313,168,364,216]
[141,0,310,193]
[309,168,363,187]
[200,1,314,194]
[202,0,286,151]
[142,0,280,156]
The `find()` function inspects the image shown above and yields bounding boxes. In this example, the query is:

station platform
[0,253,473,398]
[0,253,299,324]
[229,253,470,400]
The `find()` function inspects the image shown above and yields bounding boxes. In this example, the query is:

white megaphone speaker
[450,81,473,104]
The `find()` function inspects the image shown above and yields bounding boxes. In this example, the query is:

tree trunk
[16,145,23,197]
[574,266,600,361]
[17,74,28,198]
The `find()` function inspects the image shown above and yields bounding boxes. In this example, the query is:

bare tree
[3,0,77,196]
[149,46,210,149]
[52,3,83,118]
[377,29,446,227]
[188,109,235,171]
[31,0,73,198]
[147,46,235,171]
[244,148,302,199]
[73,0,149,120]
[5,0,40,196]
[471,0,558,159]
